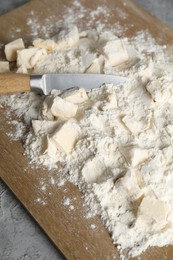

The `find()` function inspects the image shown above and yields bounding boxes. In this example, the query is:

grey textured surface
[0,0,173,259]
[0,181,65,260]
[0,0,30,15]
[135,0,173,28]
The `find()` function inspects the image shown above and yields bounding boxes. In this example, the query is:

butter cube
[99,31,118,42]
[33,38,57,52]
[122,112,152,134]
[61,88,88,104]
[32,120,59,136]
[45,136,60,159]
[50,96,78,118]
[138,197,169,228]
[5,38,25,61]
[146,80,166,103]
[53,26,79,50]
[50,121,79,154]
[17,48,47,69]
[0,61,10,73]
[16,64,28,74]
[85,59,101,73]
[82,52,97,68]
[103,39,129,67]
[119,145,149,167]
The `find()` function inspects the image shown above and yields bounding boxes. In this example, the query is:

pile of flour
[2,21,173,258]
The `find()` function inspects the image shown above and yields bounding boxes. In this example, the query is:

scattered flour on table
[2,6,173,259]
[63,198,74,211]
[25,1,125,39]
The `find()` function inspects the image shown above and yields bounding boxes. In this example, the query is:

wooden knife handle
[0,73,31,94]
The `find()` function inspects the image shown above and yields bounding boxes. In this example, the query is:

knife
[0,73,128,95]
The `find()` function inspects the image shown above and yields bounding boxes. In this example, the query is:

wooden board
[1,1,173,259]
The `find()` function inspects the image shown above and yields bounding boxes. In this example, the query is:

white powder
[35,197,46,205]
[26,1,125,40]
[90,224,97,230]
[50,176,55,185]
[2,3,173,258]
[63,198,75,211]
[63,198,71,206]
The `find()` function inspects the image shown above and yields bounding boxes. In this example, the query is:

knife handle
[0,73,30,95]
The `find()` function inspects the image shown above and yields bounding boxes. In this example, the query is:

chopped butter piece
[50,96,78,118]
[50,120,79,154]
[0,61,10,73]
[103,39,129,67]
[119,145,149,167]
[87,29,99,42]
[39,136,60,165]
[33,38,57,52]
[79,38,92,50]
[99,31,118,42]
[45,136,60,159]
[61,88,88,104]
[79,30,88,38]
[85,59,101,73]
[122,113,152,134]
[138,197,169,227]
[146,79,166,103]
[5,38,25,61]
[82,52,97,68]
[32,120,59,136]
[17,48,47,69]
[16,64,28,74]
[53,26,79,50]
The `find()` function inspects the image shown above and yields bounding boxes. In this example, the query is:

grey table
[0,1,173,259]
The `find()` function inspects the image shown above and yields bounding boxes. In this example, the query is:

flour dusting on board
[26,1,125,38]
[2,1,173,258]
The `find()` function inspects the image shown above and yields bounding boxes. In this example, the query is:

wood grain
[1,0,173,259]
[0,73,30,94]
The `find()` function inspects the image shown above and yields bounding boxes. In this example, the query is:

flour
[26,1,125,40]
[90,224,97,230]
[7,120,26,140]
[63,197,75,211]
[1,8,173,259]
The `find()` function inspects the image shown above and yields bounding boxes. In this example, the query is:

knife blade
[0,73,128,95]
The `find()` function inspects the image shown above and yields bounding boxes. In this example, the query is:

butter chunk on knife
[0,73,127,95]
